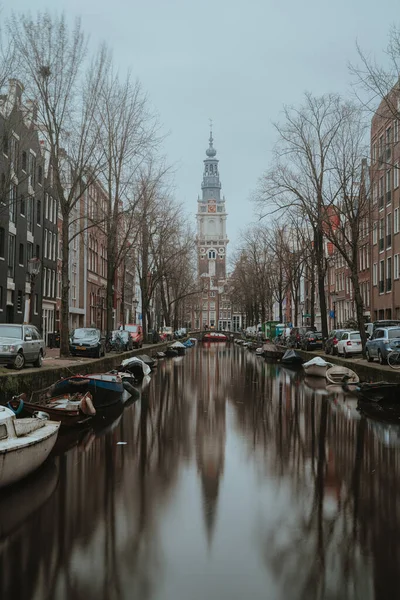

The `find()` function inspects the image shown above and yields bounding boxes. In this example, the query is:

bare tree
[10,12,108,355]
[257,93,349,339]
[96,67,160,336]
[322,105,370,352]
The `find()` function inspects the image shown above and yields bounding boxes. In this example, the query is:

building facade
[195,130,230,329]
[0,79,45,330]
[370,90,400,321]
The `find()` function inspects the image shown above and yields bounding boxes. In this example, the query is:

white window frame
[373,221,378,244]
[395,163,399,189]
[373,263,377,286]
[395,254,400,280]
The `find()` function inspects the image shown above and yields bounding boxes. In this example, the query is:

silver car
[0,324,46,370]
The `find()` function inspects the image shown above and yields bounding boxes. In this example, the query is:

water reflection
[1,345,400,599]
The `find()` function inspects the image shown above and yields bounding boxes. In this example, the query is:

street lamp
[132,298,139,324]
[28,257,41,323]
[331,291,338,329]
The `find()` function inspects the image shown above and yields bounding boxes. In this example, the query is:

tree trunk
[352,271,367,357]
[315,228,328,338]
[60,213,70,357]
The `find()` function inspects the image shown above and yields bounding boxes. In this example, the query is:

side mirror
[25,335,32,341]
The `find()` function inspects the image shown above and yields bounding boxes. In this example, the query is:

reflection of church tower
[196,127,229,329]
[195,349,226,547]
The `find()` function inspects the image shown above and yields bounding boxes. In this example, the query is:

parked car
[301,331,323,351]
[289,327,315,349]
[365,320,400,339]
[365,326,400,364]
[124,324,143,348]
[324,329,350,355]
[69,328,106,358]
[110,330,133,351]
[337,331,362,357]
[0,324,45,370]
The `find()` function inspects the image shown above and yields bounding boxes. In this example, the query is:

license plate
[76,346,85,351]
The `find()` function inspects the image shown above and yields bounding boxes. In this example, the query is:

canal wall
[293,347,400,383]
[0,342,170,402]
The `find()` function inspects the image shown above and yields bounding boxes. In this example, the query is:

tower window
[208,249,216,259]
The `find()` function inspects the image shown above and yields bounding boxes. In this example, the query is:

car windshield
[74,328,98,339]
[0,325,23,339]
[126,325,138,333]
[388,329,400,339]
[350,333,361,340]
[314,332,322,338]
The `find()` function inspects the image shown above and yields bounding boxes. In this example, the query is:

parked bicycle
[387,349,400,369]
[105,331,124,353]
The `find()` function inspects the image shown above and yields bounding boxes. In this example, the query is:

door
[24,326,36,361]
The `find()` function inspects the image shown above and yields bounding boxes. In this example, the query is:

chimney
[8,79,24,106]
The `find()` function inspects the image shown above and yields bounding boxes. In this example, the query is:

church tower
[196,128,229,328]
[196,129,228,279]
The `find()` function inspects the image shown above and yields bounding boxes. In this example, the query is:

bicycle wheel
[388,350,400,369]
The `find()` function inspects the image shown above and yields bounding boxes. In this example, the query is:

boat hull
[0,423,59,488]
[53,376,123,408]
[303,364,328,378]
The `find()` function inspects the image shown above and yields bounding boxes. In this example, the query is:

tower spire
[206,120,217,158]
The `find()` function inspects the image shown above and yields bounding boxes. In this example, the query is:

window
[34,294,38,315]
[373,221,378,244]
[27,242,33,263]
[17,290,22,313]
[38,165,43,185]
[395,164,399,189]
[21,151,27,171]
[379,260,384,293]
[373,143,377,162]
[9,184,17,223]
[395,209,399,235]
[27,196,33,232]
[35,244,39,259]
[0,286,3,309]
[43,267,47,296]
[29,153,36,187]
[387,126,392,145]
[0,227,4,258]
[7,234,15,278]
[395,254,400,280]
[387,257,392,291]
[379,176,384,209]
[379,218,384,251]
[208,249,216,259]
[373,183,377,205]
[395,120,399,143]
[386,169,392,204]
[387,213,392,247]
[36,199,41,225]
[20,194,25,216]
[44,230,47,259]
[18,243,24,266]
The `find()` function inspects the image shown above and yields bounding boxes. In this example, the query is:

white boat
[0,406,60,488]
[326,366,359,385]
[303,357,332,378]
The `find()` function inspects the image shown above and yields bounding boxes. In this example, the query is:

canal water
[1,342,399,599]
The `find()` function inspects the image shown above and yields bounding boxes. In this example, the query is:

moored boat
[263,343,285,360]
[169,341,186,355]
[8,390,95,427]
[52,373,124,407]
[281,349,303,366]
[136,354,157,369]
[303,357,332,377]
[118,356,151,380]
[326,366,359,385]
[202,332,228,342]
[343,380,400,403]
[0,406,60,488]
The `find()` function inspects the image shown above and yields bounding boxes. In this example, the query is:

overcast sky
[6,0,397,252]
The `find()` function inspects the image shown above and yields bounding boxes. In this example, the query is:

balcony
[387,278,392,292]
[379,238,384,251]
[387,233,392,248]
[387,190,392,205]
[379,280,385,294]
